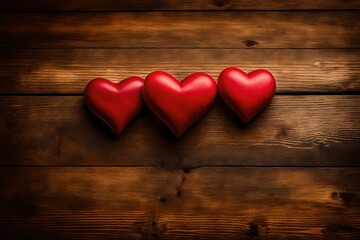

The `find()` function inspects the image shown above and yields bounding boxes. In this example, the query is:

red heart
[218,67,276,122]
[84,77,143,134]
[143,71,217,137]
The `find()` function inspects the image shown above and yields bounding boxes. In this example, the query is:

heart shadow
[83,104,119,139]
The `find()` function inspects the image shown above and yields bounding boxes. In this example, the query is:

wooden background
[0,0,360,239]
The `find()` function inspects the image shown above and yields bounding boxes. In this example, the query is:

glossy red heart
[218,67,276,122]
[143,71,217,137]
[84,77,143,134]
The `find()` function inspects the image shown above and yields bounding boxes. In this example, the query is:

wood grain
[0,11,358,48]
[0,0,359,11]
[0,0,359,238]
[1,49,359,94]
[1,96,359,167]
[0,167,359,239]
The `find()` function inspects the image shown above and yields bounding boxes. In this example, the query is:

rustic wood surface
[1,96,359,167]
[1,167,360,239]
[0,12,359,48]
[0,0,359,239]
[1,49,359,94]
[1,0,360,11]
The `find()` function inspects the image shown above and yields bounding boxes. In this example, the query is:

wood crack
[176,170,187,198]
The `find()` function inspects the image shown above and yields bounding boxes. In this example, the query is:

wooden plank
[1,96,359,167]
[0,12,358,48]
[0,167,359,239]
[1,0,359,11]
[1,49,359,94]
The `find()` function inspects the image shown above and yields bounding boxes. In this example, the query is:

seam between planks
[1,47,360,50]
[1,10,360,13]
[1,165,360,168]
[1,93,359,96]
